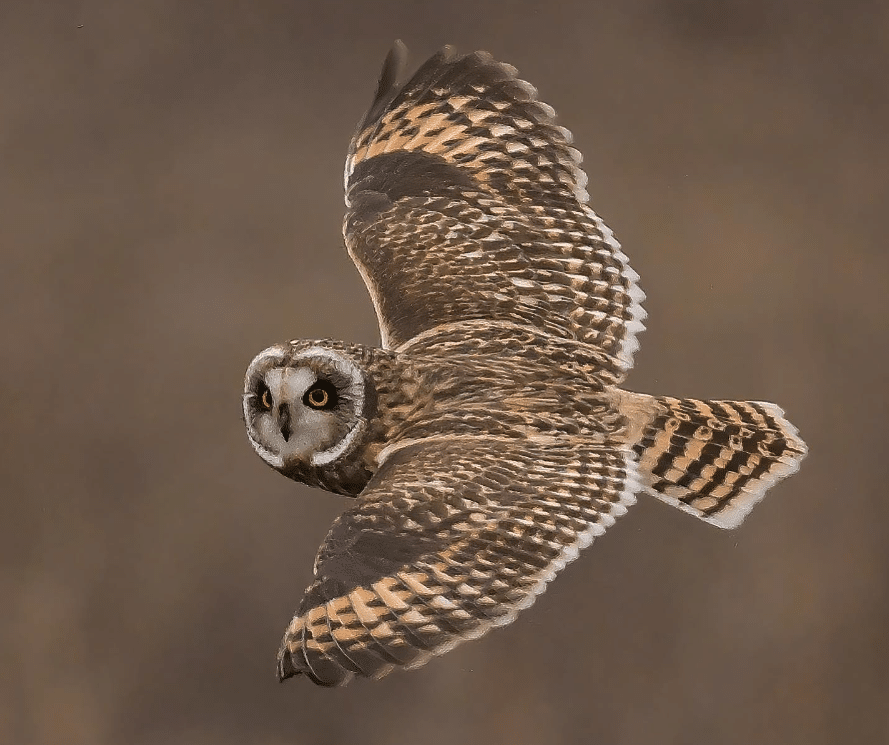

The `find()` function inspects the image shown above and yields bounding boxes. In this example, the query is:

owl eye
[258,383,273,411]
[303,380,338,410]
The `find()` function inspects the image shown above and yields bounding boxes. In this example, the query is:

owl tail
[615,391,807,529]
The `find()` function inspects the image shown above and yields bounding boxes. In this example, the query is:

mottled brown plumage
[242,42,807,687]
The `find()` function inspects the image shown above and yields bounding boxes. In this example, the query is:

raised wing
[343,42,646,383]
[277,437,639,686]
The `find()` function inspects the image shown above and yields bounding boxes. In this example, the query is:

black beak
[277,403,292,442]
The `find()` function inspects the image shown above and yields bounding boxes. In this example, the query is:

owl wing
[343,42,646,383]
[277,436,639,686]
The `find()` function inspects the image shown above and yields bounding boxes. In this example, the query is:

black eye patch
[257,381,272,411]
[303,379,339,410]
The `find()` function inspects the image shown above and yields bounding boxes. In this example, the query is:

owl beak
[277,403,292,442]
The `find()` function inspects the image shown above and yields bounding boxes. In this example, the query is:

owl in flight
[242,42,807,686]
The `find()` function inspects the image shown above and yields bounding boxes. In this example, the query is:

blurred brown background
[2,1,887,743]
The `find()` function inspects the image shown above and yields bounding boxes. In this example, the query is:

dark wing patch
[277,437,639,686]
[343,44,646,382]
[348,150,478,204]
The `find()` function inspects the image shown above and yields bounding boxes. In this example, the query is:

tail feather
[616,392,807,529]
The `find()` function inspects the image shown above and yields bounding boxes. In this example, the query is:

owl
[242,42,807,687]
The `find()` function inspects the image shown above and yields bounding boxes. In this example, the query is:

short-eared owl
[243,42,807,686]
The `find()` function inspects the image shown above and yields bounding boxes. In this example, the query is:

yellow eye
[260,386,272,410]
[303,380,337,409]
[308,388,328,407]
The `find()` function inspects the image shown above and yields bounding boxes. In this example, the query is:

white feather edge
[302,448,639,684]
[342,49,648,374]
[389,450,641,676]
[344,229,394,349]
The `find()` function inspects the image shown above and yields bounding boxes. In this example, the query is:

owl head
[243,341,382,495]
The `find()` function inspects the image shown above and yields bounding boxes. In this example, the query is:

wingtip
[391,38,408,56]
[378,40,409,96]
[276,642,357,687]
[276,649,298,682]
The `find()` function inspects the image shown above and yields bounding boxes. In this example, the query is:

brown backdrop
[3,1,887,743]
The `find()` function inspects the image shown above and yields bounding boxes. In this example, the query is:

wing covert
[343,43,646,382]
[277,437,639,686]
